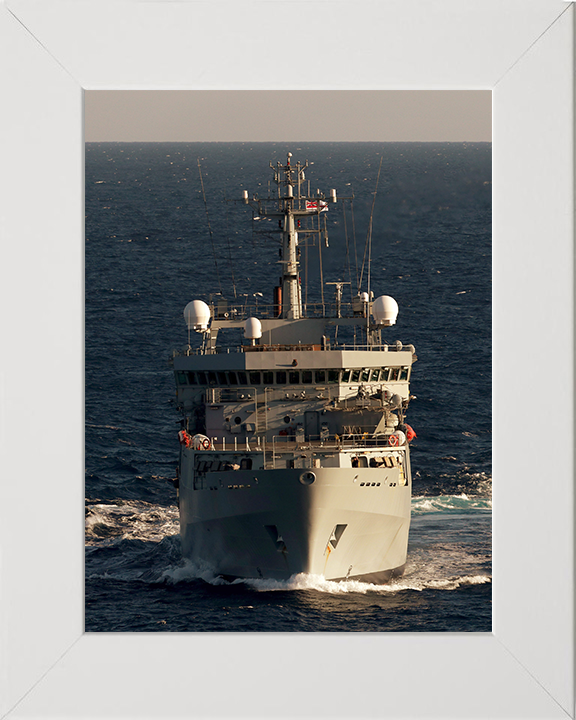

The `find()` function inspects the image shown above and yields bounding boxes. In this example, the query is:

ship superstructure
[172,153,417,582]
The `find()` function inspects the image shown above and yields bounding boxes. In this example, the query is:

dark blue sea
[85,142,491,632]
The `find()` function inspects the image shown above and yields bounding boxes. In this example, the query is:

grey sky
[85,90,491,142]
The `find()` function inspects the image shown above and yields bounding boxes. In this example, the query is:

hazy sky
[85,90,491,142]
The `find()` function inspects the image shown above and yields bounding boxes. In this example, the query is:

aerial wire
[359,156,383,294]
[224,203,238,299]
[342,201,355,304]
[197,158,223,294]
[350,198,360,294]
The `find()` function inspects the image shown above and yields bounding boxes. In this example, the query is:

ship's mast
[243,152,336,321]
[276,152,303,319]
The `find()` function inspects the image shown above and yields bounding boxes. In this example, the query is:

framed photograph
[1,1,573,718]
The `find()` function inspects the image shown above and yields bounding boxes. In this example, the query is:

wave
[85,500,179,545]
[158,560,490,594]
[411,493,492,516]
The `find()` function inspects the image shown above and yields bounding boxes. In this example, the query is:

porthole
[299,471,316,485]
[234,416,242,425]
[283,415,291,424]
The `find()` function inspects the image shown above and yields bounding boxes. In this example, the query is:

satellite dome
[244,317,262,340]
[372,295,399,326]
[183,300,211,331]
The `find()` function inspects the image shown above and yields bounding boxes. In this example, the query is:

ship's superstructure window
[176,371,198,385]
[327,370,339,384]
[177,366,410,388]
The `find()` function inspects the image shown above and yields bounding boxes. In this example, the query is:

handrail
[210,301,365,321]
[174,342,415,357]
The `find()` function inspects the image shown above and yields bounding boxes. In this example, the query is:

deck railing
[199,433,404,469]
[174,342,414,357]
[210,301,366,321]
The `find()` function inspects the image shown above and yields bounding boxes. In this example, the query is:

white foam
[411,494,492,516]
[85,500,179,545]
[159,558,229,585]
[235,571,491,594]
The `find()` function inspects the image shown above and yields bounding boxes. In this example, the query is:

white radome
[372,295,399,326]
[183,300,211,331]
[244,317,262,339]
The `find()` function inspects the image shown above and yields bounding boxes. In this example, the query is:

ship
[172,152,417,583]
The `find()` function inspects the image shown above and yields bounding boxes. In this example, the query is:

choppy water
[85,142,491,631]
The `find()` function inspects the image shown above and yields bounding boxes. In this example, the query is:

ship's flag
[305,200,328,212]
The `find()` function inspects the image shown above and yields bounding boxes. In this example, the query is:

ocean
[85,141,491,632]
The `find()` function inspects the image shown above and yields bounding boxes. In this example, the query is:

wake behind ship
[171,153,417,583]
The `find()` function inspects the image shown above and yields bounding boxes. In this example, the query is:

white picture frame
[0,1,573,718]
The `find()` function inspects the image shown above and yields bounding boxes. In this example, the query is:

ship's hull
[179,451,411,583]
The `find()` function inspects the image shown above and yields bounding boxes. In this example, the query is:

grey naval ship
[172,153,417,583]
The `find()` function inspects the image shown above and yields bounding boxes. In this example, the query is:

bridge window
[370,369,379,382]
[217,372,228,385]
[341,369,351,383]
[327,370,339,384]
[389,368,400,381]
[228,371,238,385]
[262,371,274,384]
[276,371,287,384]
[197,371,207,385]
[207,371,217,385]
[315,370,326,383]
[351,369,360,383]
[302,370,313,384]
[361,368,370,382]
[237,371,248,385]
[249,371,261,385]
[399,367,410,381]
[289,370,300,384]
[176,371,187,384]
